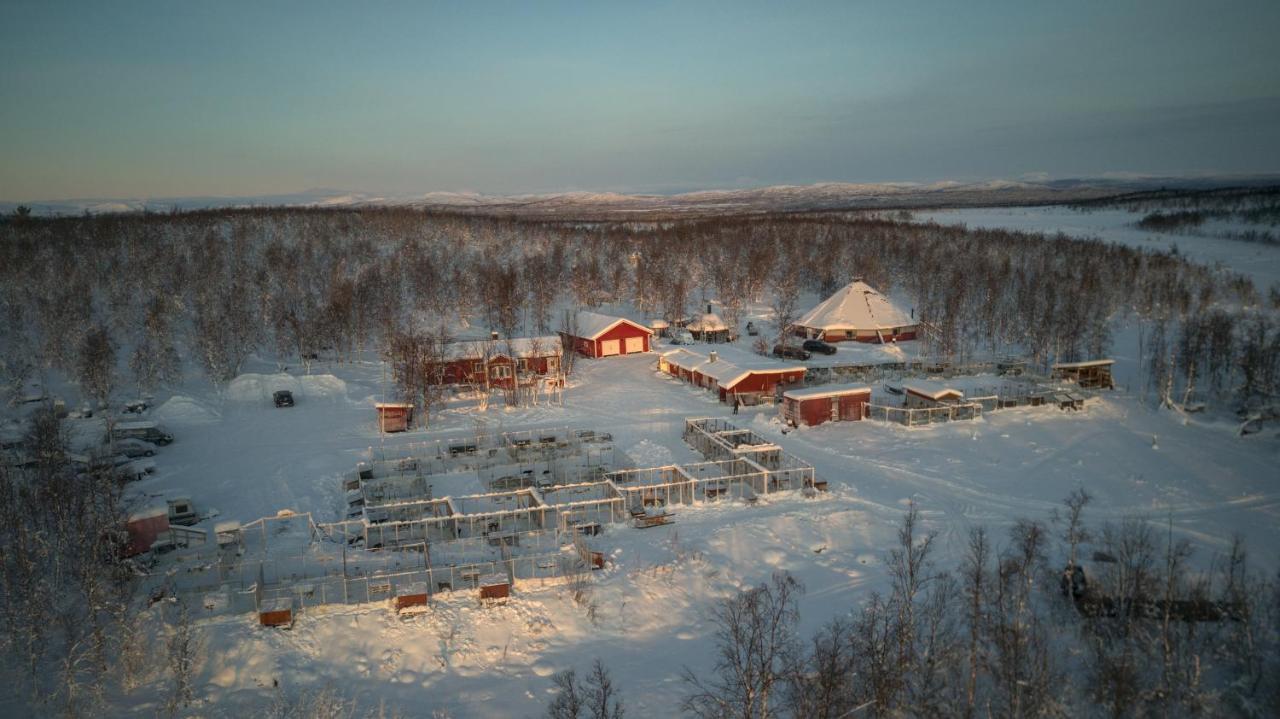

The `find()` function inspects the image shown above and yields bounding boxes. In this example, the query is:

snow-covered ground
[81,348,1278,717]
[917,205,1280,292]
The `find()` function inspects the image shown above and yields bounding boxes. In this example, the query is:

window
[518,358,529,371]
[547,356,559,373]
[471,362,484,375]
[491,365,512,379]
[845,330,854,339]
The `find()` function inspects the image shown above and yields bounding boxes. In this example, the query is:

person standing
[733,396,740,415]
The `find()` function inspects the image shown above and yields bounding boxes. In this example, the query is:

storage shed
[259,597,294,627]
[795,280,917,343]
[1052,359,1115,389]
[903,381,965,408]
[686,305,731,343]
[782,384,872,427]
[394,581,430,612]
[560,311,653,358]
[124,505,170,557]
[375,403,414,433]
[478,573,511,602]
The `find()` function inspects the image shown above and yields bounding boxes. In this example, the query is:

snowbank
[226,373,348,404]
[625,439,675,467]
[151,395,221,426]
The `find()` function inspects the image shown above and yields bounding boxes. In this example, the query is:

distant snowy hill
[5,174,1279,217]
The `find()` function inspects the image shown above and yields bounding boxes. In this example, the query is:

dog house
[259,597,294,627]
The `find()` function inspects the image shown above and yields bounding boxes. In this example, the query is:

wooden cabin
[782,384,872,427]
[659,348,805,404]
[1052,359,1115,389]
[440,336,563,389]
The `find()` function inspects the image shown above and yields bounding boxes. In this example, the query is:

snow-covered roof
[903,380,964,400]
[568,311,652,340]
[783,383,872,401]
[661,348,805,390]
[1052,359,1114,369]
[797,280,914,331]
[649,319,670,329]
[444,336,562,361]
[687,312,728,332]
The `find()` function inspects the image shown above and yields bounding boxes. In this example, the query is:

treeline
[550,499,1279,718]
[0,206,1276,415]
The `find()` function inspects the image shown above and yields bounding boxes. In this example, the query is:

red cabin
[124,505,171,557]
[560,311,653,358]
[782,384,872,427]
[438,336,563,389]
[659,348,805,404]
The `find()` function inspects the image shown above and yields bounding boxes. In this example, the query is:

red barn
[782,384,872,427]
[560,311,653,358]
[439,336,563,389]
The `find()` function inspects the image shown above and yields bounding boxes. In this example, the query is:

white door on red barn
[600,339,621,356]
[624,336,644,354]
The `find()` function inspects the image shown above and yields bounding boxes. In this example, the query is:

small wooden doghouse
[903,382,965,409]
[375,402,414,432]
[479,574,511,602]
[259,597,294,628]
[782,384,872,427]
[394,581,430,612]
[1052,359,1115,389]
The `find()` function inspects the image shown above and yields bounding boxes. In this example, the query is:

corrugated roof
[568,311,652,340]
[797,280,914,332]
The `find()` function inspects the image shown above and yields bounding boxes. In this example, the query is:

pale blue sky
[2,1,1277,200]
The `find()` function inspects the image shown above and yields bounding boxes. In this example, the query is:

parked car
[118,458,157,482]
[772,344,812,361]
[273,390,295,408]
[668,328,696,345]
[745,321,758,336]
[109,421,174,446]
[112,438,159,458]
[802,339,838,355]
[121,399,150,415]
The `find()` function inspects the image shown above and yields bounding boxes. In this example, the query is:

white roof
[568,311,652,340]
[649,319,669,329]
[687,312,728,332]
[444,336,562,361]
[797,280,914,332]
[783,383,872,401]
[903,380,964,400]
[661,349,804,390]
[1053,359,1114,369]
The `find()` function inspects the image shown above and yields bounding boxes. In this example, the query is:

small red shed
[479,573,511,602]
[259,597,294,627]
[782,384,872,427]
[903,381,965,408]
[375,403,414,432]
[560,311,653,358]
[124,505,171,557]
[394,582,430,612]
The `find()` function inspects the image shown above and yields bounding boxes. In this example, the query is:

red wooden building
[658,348,806,404]
[439,335,563,389]
[375,403,414,432]
[903,381,965,408]
[781,384,872,427]
[560,311,653,358]
[124,505,171,557]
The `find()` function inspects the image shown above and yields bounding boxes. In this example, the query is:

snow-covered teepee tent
[794,280,917,343]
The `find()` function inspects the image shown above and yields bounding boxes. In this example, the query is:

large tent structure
[794,280,917,343]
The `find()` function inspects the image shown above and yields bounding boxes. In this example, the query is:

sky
[2,1,1278,201]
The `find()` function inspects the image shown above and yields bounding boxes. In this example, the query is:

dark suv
[772,344,812,361]
[802,339,837,355]
[273,390,295,408]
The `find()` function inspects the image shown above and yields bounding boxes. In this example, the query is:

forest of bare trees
[2,206,1276,418]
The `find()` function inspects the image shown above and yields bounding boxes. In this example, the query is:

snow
[66,345,1277,718]
[917,205,1280,292]
[782,383,871,401]
[686,312,728,333]
[796,280,915,332]
[444,336,562,361]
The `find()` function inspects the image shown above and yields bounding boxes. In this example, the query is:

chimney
[490,331,499,341]
[708,351,718,363]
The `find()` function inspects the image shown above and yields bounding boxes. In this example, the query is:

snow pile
[625,439,674,467]
[226,373,348,404]
[151,395,221,425]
